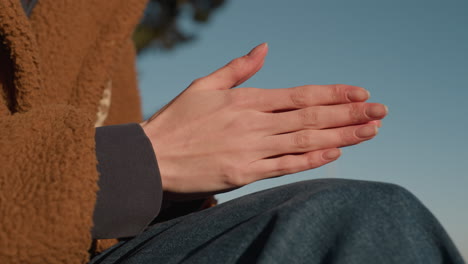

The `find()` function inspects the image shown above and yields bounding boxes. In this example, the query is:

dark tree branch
[133,0,226,54]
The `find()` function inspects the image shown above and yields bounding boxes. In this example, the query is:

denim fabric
[89,179,465,264]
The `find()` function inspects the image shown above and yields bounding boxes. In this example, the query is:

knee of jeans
[331,180,429,220]
[277,179,427,213]
[295,179,426,215]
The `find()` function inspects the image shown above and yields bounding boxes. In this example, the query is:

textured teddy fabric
[0,0,148,263]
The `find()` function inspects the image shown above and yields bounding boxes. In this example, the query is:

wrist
[139,121,172,192]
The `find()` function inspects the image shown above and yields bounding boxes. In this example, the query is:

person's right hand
[141,43,388,199]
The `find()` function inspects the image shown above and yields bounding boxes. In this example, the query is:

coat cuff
[92,123,162,239]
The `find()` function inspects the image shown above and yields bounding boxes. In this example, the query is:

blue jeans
[90,179,465,264]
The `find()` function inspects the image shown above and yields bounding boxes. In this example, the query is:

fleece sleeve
[0,106,100,264]
[93,123,162,239]
[0,0,150,263]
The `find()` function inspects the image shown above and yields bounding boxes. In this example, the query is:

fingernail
[323,149,342,160]
[347,89,369,102]
[365,104,388,118]
[356,125,378,138]
[247,43,267,57]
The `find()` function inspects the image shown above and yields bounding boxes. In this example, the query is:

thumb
[190,43,268,90]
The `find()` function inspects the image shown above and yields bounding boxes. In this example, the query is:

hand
[141,43,387,198]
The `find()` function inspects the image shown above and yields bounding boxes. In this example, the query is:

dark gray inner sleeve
[20,0,39,17]
[93,123,163,239]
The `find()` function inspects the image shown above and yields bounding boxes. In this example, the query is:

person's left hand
[141,43,387,199]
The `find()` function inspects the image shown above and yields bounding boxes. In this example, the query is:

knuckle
[247,112,268,131]
[292,131,312,149]
[330,84,345,102]
[306,153,321,168]
[228,57,247,71]
[274,157,293,175]
[224,111,262,133]
[223,164,249,187]
[338,127,355,144]
[236,116,255,131]
[228,88,250,108]
[225,116,246,131]
[298,108,319,128]
[190,77,205,87]
[290,87,309,108]
[348,103,365,122]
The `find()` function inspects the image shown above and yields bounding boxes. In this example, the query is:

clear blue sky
[137,0,468,258]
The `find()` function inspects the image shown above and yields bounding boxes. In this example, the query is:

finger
[247,148,341,181]
[236,84,370,112]
[261,124,378,157]
[368,120,383,128]
[265,103,388,134]
[189,43,268,91]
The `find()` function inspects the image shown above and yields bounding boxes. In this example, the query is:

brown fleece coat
[0,0,148,263]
